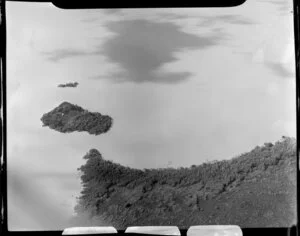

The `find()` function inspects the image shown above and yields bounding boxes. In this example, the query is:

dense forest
[41,102,113,135]
[73,136,296,228]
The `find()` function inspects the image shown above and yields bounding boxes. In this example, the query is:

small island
[58,82,79,88]
[41,102,113,135]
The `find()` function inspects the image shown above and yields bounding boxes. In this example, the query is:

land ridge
[73,136,296,228]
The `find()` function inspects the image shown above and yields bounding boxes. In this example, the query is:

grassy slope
[74,137,296,228]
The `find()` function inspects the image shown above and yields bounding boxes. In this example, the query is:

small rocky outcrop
[58,82,79,88]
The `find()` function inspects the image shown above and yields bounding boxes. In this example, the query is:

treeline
[74,137,296,228]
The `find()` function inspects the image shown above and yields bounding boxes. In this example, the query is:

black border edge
[0,0,7,235]
[50,0,247,9]
[5,0,248,9]
[294,0,300,232]
[0,228,297,236]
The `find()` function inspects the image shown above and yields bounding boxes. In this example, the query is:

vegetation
[74,137,296,228]
[41,102,113,135]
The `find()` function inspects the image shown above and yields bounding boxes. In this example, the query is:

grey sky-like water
[6,0,295,230]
